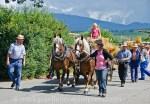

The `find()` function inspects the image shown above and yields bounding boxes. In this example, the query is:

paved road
[0,71,150,104]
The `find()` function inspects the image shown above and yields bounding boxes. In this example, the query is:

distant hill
[53,13,150,32]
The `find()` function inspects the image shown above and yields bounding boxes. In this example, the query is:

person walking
[90,39,113,97]
[129,44,140,83]
[116,43,131,87]
[139,44,150,80]
[6,34,26,91]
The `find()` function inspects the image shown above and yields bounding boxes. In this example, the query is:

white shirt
[8,43,26,59]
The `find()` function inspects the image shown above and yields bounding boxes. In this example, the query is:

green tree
[5,0,44,8]
[0,6,74,80]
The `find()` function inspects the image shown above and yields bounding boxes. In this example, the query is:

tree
[5,0,44,8]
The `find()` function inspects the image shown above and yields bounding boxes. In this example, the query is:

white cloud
[49,5,58,10]
[48,4,73,13]
[87,10,133,24]
[61,7,73,13]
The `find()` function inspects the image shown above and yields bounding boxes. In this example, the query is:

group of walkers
[5,23,150,98]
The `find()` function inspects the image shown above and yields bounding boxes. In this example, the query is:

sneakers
[132,80,135,83]
[15,86,20,91]
[11,82,15,88]
[139,78,145,80]
[102,93,106,97]
[121,83,125,87]
[98,93,106,97]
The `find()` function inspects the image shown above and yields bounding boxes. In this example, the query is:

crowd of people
[5,23,150,98]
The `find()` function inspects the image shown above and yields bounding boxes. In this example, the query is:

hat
[16,34,24,40]
[132,44,138,48]
[95,39,103,47]
[145,45,150,48]
[121,43,128,47]
[139,43,144,47]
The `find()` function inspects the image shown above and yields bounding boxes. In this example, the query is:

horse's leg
[66,69,70,86]
[56,70,63,91]
[72,66,76,87]
[84,70,94,95]
[59,69,65,90]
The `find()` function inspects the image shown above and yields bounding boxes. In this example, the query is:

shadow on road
[20,78,87,94]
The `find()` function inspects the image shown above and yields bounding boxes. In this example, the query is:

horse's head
[75,36,85,58]
[53,35,65,56]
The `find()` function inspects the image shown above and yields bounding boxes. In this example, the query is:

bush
[0,6,73,80]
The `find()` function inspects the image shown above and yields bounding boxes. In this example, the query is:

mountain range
[53,13,150,32]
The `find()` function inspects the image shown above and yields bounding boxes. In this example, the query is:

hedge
[0,6,74,80]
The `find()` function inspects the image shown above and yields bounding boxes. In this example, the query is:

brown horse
[74,36,95,95]
[50,35,76,91]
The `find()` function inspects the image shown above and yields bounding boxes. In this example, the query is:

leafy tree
[0,6,73,80]
[5,0,44,8]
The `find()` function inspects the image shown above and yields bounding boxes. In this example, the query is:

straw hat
[132,44,138,48]
[121,42,128,47]
[145,45,150,48]
[16,34,24,40]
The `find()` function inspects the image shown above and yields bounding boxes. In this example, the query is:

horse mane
[75,37,90,55]
[53,36,64,44]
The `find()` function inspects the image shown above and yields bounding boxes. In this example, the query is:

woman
[90,23,101,40]
[90,39,113,97]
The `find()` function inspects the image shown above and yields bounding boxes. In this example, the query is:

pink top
[95,50,107,70]
[91,28,100,39]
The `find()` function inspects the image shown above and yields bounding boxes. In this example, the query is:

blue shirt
[8,43,26,59]
[116,49,132,62]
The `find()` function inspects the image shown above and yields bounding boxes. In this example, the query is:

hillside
[53,13,150,32]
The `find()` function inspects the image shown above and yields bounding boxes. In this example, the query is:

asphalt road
[0,71,150,104]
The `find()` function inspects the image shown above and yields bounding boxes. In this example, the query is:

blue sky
[0,0,150,24]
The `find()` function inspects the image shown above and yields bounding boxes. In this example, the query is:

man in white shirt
[6,34,26,91]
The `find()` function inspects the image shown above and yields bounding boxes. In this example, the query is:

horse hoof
[93,86,97,89]
[67,82,70,86]
[58,87,63,92]
[84,91,88,95]
[72,84,75,88]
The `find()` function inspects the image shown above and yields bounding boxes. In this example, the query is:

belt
[9,58,23,61]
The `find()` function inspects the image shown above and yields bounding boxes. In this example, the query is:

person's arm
[23,55,26,66]
[122,50,132,61]
[6,54,10,66]
[6,44,13,66]
[104,49,113,60]
[98,28,101,38]
[22,46,26,66]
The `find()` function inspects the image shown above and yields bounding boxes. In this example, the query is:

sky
[0,0,150,24]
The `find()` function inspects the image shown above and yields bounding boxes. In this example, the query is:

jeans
[8,58,23,88]
[140,61,150,79]
[95,69,107,94]
[130,67,138,81]
[118,63,128,84]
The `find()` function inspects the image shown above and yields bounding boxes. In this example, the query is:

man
[6,34,26,91]
[116,43,131,87]
[139,44,150,80]
[129,44,140,83]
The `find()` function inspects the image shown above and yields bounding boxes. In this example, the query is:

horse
[74,35,95,95]
[50,35,76,91]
